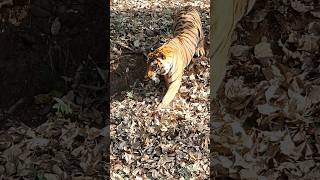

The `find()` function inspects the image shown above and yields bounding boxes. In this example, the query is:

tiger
[144,6,205,110]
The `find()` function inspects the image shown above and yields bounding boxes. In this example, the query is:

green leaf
[126,91,134,99]
[52,97,72,115]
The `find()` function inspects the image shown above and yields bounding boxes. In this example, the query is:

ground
[1,0,319,179]
[0,0,107,179]
[212,0,320,179]
[110,0,210,179]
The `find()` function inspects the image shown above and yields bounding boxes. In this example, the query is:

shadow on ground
[0,0,106,128]
[110,51,146,100]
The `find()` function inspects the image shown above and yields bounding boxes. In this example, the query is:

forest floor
[0,0,107,179]
[212,0,320,179]
[110,0,210,179]
[1,0,319,179]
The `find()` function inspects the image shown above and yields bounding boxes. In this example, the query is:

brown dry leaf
[303,166,320,179]
[297,160,315,174]
[230,45,251,57]
[280,133,305,160]
[254,37,273,59]
[217,156,233,168]
[210,0,320,178]
[298,35,320,52]
[290,0,313,13]
[43,173,59,180]
[51,17,61,35]
[239,167,258,180]
[233,151,250,169]
[311,9,320,18]
[278,162,302,177]
[308,85,320,104]
[246,9,268,23]
[271,65,284,81]
[265,82,279,102]
[230,122,253,148]
[288,89,311,114]
[257,103,280,115]
[225,77,253,99]
[262,130,286,142]
[308,22,320,35]
[26,137,49,149]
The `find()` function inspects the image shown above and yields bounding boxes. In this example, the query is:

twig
[113,41,134,51]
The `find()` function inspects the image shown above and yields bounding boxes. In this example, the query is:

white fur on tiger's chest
[161,61,173,75]
[151,76,160,84]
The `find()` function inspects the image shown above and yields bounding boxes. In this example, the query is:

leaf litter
[212,0,320,179]
[111,0,210,179]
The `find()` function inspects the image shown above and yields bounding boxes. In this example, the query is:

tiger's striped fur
[144,6,205,109]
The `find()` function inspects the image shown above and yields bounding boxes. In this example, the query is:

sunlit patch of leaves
[110,0,210,179]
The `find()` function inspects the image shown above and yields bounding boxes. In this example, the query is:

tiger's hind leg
[195,38,205,57]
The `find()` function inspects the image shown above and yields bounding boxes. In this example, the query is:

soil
[0,0,107,128]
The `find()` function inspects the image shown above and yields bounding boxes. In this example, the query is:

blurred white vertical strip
[210,0,256,99]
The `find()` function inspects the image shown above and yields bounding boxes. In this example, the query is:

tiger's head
[144,47,174,83]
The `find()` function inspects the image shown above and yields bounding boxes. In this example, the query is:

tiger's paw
[157,102,169,110]
[195,47,205,57]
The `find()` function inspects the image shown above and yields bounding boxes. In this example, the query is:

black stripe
[169,67,176,79]
[173,21,186,31]
[184,38,197,51]
[179,33,198,47]
[168,74,180,86]
[182,28,199,38]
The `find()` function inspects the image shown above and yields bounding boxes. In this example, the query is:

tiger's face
[144,50,173,83]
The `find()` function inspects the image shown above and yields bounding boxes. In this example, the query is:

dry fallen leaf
[257,103,279,115]
[51,17,61,35]
[254,37,273,59]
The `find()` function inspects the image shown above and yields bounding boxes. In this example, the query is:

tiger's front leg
[195,38,205,57]
[157,75,182,110]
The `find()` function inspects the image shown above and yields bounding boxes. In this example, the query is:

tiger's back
[173,6,205,66]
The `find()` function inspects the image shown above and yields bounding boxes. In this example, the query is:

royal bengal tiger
[144,6,205,110]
